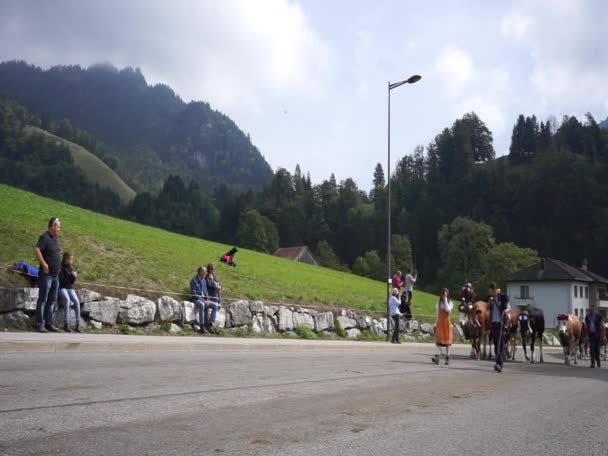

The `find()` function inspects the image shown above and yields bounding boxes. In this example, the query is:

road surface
[1,344,606,455]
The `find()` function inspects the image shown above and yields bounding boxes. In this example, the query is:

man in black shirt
[33,217,62,332]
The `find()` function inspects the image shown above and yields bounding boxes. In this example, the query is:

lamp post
[386,74,421,342]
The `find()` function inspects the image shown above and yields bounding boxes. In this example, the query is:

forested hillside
[0,61,273,192]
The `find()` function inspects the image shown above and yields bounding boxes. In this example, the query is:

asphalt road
[1,345,607,456]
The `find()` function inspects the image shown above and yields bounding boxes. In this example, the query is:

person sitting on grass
[190,266,213,334]
[58,252,82,333]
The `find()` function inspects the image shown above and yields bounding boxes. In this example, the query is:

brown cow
[557,314,582,366]
[503,309,519,361]
[469,301,491,360]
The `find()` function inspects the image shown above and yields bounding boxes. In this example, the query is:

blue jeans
[58,288,80,325]
[194,299,218,326]
[36,273,59,329]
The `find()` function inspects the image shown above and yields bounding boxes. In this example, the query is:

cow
[503,308,519,361]
[557,314,582,366]
[460,300,481,359]
[471,300,491,360]
[519,305,545,363]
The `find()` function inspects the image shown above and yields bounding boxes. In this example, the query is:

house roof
[504,258,608,284]
[273,246,312,262]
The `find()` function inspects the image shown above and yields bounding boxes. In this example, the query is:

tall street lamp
[386,74,421,342]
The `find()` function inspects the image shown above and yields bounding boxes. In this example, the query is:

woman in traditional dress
[432,288,453,365]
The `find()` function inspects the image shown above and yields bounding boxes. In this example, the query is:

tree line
[2,95,608,292]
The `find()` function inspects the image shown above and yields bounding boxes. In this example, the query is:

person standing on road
[432,288,453,365]
[389,287,402,344]
[58,252,82,333]
[488,283,510,373]
[33,217,62,332]
[585,303,603,368]
[402,269,417,320]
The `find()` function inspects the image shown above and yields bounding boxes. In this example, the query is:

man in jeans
[488,283,510,373]
[33,217,62,332]
[585,303,603,368]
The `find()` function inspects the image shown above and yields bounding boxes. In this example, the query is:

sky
[1,0,608,190]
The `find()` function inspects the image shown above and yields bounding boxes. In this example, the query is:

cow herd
[458,301,608,366]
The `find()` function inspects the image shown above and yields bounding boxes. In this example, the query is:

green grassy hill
[0,184,439,319]
[23,126,136,204]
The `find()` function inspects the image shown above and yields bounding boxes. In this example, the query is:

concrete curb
[0,332,565,354]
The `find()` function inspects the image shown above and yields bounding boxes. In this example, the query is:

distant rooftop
[504,258,608,283]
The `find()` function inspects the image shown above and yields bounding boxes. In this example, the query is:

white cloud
[501,11,535,41]
[434,46,474,96]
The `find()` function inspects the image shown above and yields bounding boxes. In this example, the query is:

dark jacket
[190,275,209,301]
[59,264,77,289]
[488,293,509,322]
[205,274,221,301]
[585,313,603,337]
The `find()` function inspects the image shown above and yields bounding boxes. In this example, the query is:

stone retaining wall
[0,287,466,341]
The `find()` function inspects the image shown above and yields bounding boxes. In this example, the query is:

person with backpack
[58,252,82,332]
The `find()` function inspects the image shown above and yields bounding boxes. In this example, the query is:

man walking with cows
[488,283,510,373]
[585,303,603,368]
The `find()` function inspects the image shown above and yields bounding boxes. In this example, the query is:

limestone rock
[315,312,335,332]
[52,308,78,328]
[379,318,388,332]
[277,307,294,331]
[264,305,279,316]
[292,312,315,330]
[249,301,264,314]
[229,300,252,327]
[252,315,276,334]
[215,307,227,328]
[336,316,357,330]
[169,323,182,334]
[193,324,201,333]
[453,324,464,339]
[182,301,198,324]
[118,295,156,325]
[76,289,102,304]
[0,311,32,330]
[419,333,432,341]
[405,319,419,333]
[320,330,334,338]
[356,315,372,329]
[157,296,182,322]
[90,320,103,330]
[346,328,362,338]
[0,287,38,313]
[369,324,385,336]
[82,299,120,325]
[420,323,435,335]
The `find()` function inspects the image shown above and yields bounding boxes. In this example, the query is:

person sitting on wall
[190,266,212,334]
[204,263,222,331]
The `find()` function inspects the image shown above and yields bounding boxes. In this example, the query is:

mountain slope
[24,126,135,204]
[0,61,274,192]
[0,184,438,317]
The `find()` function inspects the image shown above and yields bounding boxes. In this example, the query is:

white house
[504,258,608,328]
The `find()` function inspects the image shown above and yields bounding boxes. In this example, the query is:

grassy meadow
[0,184,440,319]
[24,126,136,204]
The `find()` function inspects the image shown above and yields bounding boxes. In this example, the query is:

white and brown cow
[557,314,582,366]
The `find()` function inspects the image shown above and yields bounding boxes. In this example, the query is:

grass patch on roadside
[0,184,438,315]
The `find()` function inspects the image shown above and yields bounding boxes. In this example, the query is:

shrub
[334,319,347,338]
[294,324,318,340]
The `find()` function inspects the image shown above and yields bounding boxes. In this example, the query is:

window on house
[574,286,578,298]
[580,286,584,298]
[520,285,530,299]
[585,287,589,299]
[575,309,579,317]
